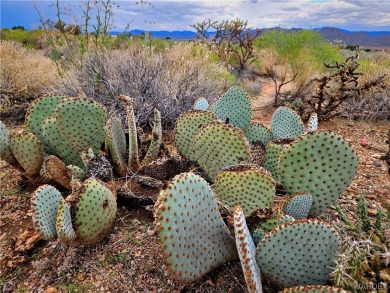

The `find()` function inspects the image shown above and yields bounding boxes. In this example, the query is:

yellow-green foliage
[0,28,46,49]
[0,41,59,98]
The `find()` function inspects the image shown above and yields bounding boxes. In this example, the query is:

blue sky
[1,0,389,31]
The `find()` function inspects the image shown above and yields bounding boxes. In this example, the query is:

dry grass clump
[0,41,59,99]
[49,43,234,128]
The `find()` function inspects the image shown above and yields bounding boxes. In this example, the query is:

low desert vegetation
[0,2,389,291]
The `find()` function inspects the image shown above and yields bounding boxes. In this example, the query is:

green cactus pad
[284,193,313,219]
[42,116,84,168]
[154,172,238,283]
[0,120,15,164]
[25,95,65,153]
[192,121,251,180]
[306,113,318,133]
[105,116,127,176]
[118,95,139,171]
[252,228,265,246]
[258,213,295,232]
[72,178,117,246]
[279,285,350,293]
[55,97,106,154]
[10,131,43,176]
[174,110,216,161]
[262,141,288,183]
[244,122,273,146]
[271,107,305,140]
[45,155,72,190]
[143,108,162,164]
[66,165,86,180]
[209,86,252,129]
[256,219,341,288]
[215,164,275,215]
[31,185,63,240]
[193,97,209,110]
[279,131,359,217]
[56,198,76,242]
[234,206,263,293]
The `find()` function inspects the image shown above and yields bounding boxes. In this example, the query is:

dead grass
[0,41,59,100]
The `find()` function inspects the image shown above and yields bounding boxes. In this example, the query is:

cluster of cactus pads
[0,95,106,188]
[32,178,116,246]
[158,86,358,291]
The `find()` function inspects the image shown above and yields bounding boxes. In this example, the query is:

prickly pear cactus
[0,120,15,164]
[31,185,63,240]
[45,155,72,190]
[143,109,162,165]
[42,116,84,168]
[209,86,252,130]
[25,95,65,153]
[215,164,275,215]
[234,206,263,293]
[252,228,265,246]
[284,192,313,219]
[306,112,318,133]
[192,121,251,180]
[271,107,305,140]
[105,116,127,176]
[56,198,76,242]
[154,172,238,283]
[67,165,86,181]
[118,95,140,171]
[279,131,359,217]
[71,178,117,246]
[258,213,295,232]
[10,131,43,176]
[193,97,209,110]
[174,110,216,161]
[279,285,350,293]
[55,97,106,155]
[244,122,273,146]
[262,141,288,183]
[256,219,341,288]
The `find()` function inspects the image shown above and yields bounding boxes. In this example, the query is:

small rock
[373,161,382,167]
[44,287,58,293]
[2,281,15,293]
[147,229,155,236]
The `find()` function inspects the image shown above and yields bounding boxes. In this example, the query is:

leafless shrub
[0,41,59,99]
[49,43,233,128]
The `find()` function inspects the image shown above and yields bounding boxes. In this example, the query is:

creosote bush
[49,43,234,128]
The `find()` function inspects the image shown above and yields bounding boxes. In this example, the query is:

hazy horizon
[1,0,389,32]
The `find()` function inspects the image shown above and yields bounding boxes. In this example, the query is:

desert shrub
[255,30,342,105]
[0,41,59,99]
[48,43,235,128]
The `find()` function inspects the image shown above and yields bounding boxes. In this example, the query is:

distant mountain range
[111,27,390,48]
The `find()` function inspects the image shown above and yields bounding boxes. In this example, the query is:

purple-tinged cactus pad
[10,131,43,176]
[256,219,341,288]
[234,206,263,293]
[279,131,358,217]
[154,172,238,283]
[306,113,318,133]
[215,164,275,216]
[31,185,63,240]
